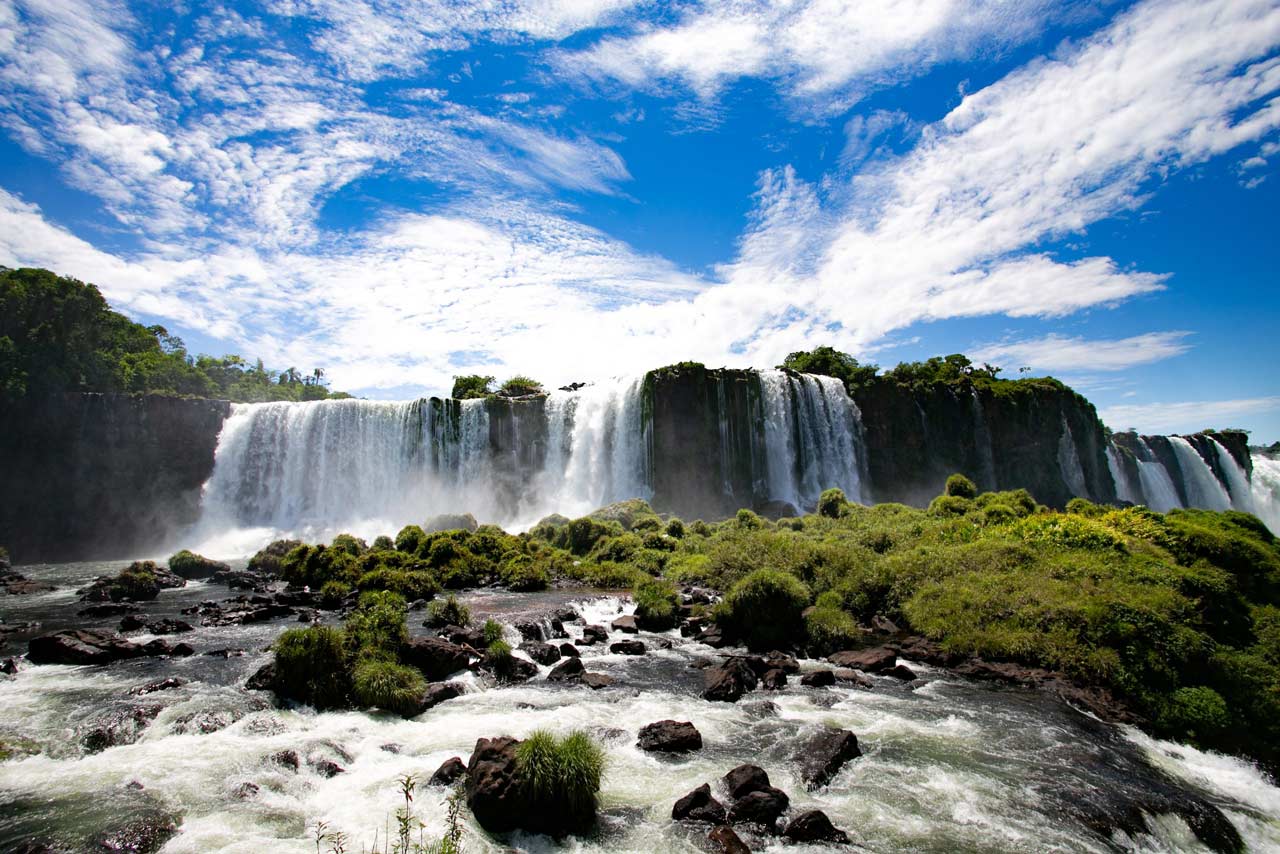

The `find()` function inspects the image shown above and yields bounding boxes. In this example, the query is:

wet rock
[672,783,726,823]
[722,764,771,799]
[708,825,752,853]
[465,736,525,834]
[784,809,849,843]
[519,640,561,665]
[429,756,467,786]
[172,708,243,735]
[611,615,638,633]
[141,639,175,657]
[245,663,276,691]
[828,646,896,673]
[637,720,702,753]
[800,669,835,687]
[309,758,345,777]
[129,677,188,696]
[28,629,148,665]
[93,810,179,853]
[702,658,758,702]
[760,668,787,690]
[888,663,918,681]
[400,637,471,680]
[490,655,539,683]
[741,700,779,718]
[833,668,873,687]
[273,590,316,607]
[210,569,272,592]
[727,787,790,826]
[681,617,708,637]
[80,704,162,752]
[871,614,900,634]
[514,621,545,642]
[797,729,862,789]
[610,639,646,656]
[145,618,193,635]
[580,624,608,645]
[1,571,55,595]
[547,657,585,682]
[171,642,195,657]
[270,749,300,771]
[552,606,579,624]
[119,614,147,632]
[548,618,568,639]
[760,651,800,673]
[442,624,485,648]
[558,642,580,658]
[1,656,21,675]
[233,782,260,799]
[695,625,729,648]
[77,603,139,618]
[582,672,615,690]
[419,681,466,711]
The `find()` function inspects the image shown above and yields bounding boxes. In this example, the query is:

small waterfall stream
[1168,437,1232,512]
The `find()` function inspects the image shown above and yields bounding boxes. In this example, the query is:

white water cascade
[1250,452,1280,535]
[1211,439,1255,515]
[1106,445,1142,505]
[1058,417,1089,499]
[759,371,866,511]
[1135,440,1183,513]
[1168,437,1232,512]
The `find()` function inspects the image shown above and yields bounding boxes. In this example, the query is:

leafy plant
[425,594,472,628]
[516,730,605,832]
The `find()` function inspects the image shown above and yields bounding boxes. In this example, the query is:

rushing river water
[2,563,1279,854]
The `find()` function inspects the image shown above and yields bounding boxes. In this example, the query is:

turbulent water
[2,565,1279,854]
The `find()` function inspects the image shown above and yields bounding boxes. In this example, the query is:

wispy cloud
[1100,397,1280,434]
[971,332,1193,372]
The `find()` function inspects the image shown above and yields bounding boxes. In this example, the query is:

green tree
[451,374,495,399]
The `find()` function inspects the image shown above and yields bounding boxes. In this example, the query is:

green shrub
[664,553,711,584]
[280,544,358,590]
[426,594,472,628]
[1014,514,1126,552]
[395,524,428,554]
[735,508,765,530]
[945,473,978,499]
[330,533,368,556]
[372,535,395,551]
[485,639,515,679]
[352,658,426,717]
[1156,686,1230,745]
[818,488,848,519]
[319,579,351,608]
[272,626,350,709]
[167,549,222,577]
[641,531,676,552]
[452,374,494,399]
[665,518,686,538]
[564,561,642,589]
[345,591,409,659]
[356,568,440,601]
[589,533,644,564]
[516,730,605,832]
[976,504,1016,526]
[498,375,544,397]
[689,520,711,537]
[482,619,504,645]
[928,495,971,517]
[1066,497,1104,518]
[633,577,679,630]
[499,554,551,591]
[806,601,863,655]
[715,568,811,651]
[108,562,161,601]
[630,514,663,534]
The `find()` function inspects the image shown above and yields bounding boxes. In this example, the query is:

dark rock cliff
[0,393,229,562]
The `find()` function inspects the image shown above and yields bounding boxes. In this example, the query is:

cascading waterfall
[970,389,998,491]
[1211,439,1255,515]
[1135,439,1183,513]
[759,371,865,511]
[1057,417,1089,499]
[1106,444,1141,505]
[1168,436,1232,512]
[1250,452,1280,535]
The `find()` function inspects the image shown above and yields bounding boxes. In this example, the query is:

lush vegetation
[0,267,349,402]
[515,730,605,832]
[448,373,546,400]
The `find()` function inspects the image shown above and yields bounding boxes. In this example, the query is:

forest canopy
[0,267,349,403]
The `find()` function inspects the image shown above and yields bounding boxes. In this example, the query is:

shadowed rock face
[0,392,229,562]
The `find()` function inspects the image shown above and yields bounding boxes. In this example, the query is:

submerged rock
[28,629,148,665]
[784,809,849,843]
[547,657,585,682]
[611,615,639,633]
[79,704,162,753]
[580,624,608,646]
[129,677,188,696]
[722,764,771,800]
[702,658,757,702]
[637,720,702,753]
[400,637,471,681]
[581,673,615,690]
[672,783,726,823]
[429,756,467,787]
[828,646,896,673]
[418,681,465,712]
[708,825,752,853]
[727,787,789,827]
[1,571,55,595]
[800,669,835,687]
[797,729,862,789]
[519,640,561,665]
[610,639,646,656]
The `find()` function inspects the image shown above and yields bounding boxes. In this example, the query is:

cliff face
[0,393,229,563]
[852,380,1114,508]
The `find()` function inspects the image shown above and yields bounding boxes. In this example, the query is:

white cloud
[970,332,1193,372]
[1100,398,1280,434]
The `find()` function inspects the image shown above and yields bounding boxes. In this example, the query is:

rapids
[2,563,1278,854]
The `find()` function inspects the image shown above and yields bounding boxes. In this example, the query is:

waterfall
[1058,417,1089,499]
[1211,439,1254,514]
[759,371,865,511]
[1135,439,1182,513]
[1106,444,1141,505]
[1168,436,1232,511]
[1250,453,1280,535]
[970,389,998,492]
[552,376,651,519]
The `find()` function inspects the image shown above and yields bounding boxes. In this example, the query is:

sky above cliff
[1,0,1278,439]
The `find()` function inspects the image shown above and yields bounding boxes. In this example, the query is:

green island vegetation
[449,373,546,400]
[0,266,349,402]
[254,482,1280,774]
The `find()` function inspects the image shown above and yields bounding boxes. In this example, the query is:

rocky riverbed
[2,559,1279,853]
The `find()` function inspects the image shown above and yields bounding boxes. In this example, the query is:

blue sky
[1,0,1278,441]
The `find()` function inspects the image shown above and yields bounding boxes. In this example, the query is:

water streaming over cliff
[759,371,866,511]
[1251,453,1280,535]
[1168,437,1232,512]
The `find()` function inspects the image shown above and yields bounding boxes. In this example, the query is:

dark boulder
[245,663,276,691]
[77,603,138,618]
[129,677,188,696]
[672,783,726,823]
[79,704,161,752]
[702,658,758,702]
[722,764,771,799]
[442,624,485,648]
[580,624,608,645]
[871,614,900,634]
[464,736,525,834]
[309,758,345,777]
[828,647,896,673]
[637,720,702,753]
[1,571,55,595]
[519,640,561,665]
[833,668,873,688]
[270,749,300,771]
[429,756,467,786]
[145,618,193,635]
[888,663,918,681]
[797,729,862,789]
[695,625,729,648]
[784,809,849,843]
[728,787,790,826]
[28,629,146,665]
[708,825,752,853]
[610,639,646,656]
[800,669,835,687]
[582,672,615,690]
[761,668,787,690]
[514,621,544,642]
[418,681,465,711]
[119,614,147,632]
[400,637,471,680]
[491,655,539,683]
[611,615,638,633]
[547,657,585,682]
[558,642,580,658]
